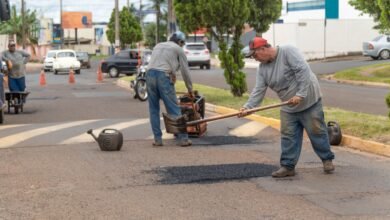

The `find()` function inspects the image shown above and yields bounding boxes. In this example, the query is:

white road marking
[60,118,150,144]
[0,124,26,131]
[0,120,99,148]
[229,121,268,137]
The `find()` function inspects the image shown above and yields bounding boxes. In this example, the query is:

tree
[175,0,281,97]
[349,0,390,33]
[148,0,166,44]
[0,5,39,49]
[386,93,390,118]
[144,22,167,48]
[106,6,143,49]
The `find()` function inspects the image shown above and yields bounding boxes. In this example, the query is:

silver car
[362,35,390,60]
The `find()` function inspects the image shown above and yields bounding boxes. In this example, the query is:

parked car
[241,45,250,57]
[43,50,57,72]
[76,52,91,68]
[362,35,390,60]
[1,61,8,74]
[183,42,210,69]
[52,49,81,74]
[100,49,143,78]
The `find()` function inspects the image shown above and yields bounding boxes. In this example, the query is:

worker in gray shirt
[2,41,30,92]
[239,37,335,178]
[146,31,193,147]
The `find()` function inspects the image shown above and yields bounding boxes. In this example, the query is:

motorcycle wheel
[135,78,148,101]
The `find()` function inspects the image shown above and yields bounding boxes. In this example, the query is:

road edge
[206,103,390,158]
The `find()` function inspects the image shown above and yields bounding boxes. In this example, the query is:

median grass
[121,76,390,145]
[333,62,390,84]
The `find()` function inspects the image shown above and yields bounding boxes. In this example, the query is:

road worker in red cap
[238,37,335,178]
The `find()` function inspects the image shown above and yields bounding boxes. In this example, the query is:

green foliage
[0,5,39,46]
[333,63,390,84]
[144,22,167,48]
[174,0,281,97]
[247,0,282,34]
[106,7,143,48]
[378,0,390,32]
[386,93,390,118]
[148,0,166,44]
[349,0,390,33]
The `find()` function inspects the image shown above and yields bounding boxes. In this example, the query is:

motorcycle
[130,54,150,101]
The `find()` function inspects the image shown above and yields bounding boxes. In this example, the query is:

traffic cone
[69,67,75,84]
[97,62,103,83]
[39,68,46,86]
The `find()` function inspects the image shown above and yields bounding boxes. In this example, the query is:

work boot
[152,140,163,147]
[177,139,192,147]
[323,160,335,173]
[271,166,295,178]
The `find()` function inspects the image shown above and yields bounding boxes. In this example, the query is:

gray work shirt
[2,50,31,78]
[244,45,322,113]
[148,41,192,91]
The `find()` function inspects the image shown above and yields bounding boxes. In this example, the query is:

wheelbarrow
[5,91,30,114]
[163,100,289,135]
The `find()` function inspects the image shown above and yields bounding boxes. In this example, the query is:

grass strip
[333,63,390,84]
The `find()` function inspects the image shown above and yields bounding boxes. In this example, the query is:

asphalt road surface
[186,57,389,116]
[1,65,390,218]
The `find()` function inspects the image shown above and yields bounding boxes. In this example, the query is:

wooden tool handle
[186,101,289,126]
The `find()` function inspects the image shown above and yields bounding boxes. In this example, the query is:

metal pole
[115,0,120,50]
[60,0,63,49]
[167,0,172,40]
[324,19,326,60]
[140,0,142,28]
[273,22,275,46]
[21,0,25,49]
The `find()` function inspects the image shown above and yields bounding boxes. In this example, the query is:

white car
[52,49,81,74]
[43,50,57,72]
[183,42,210,69]
[362,35,390,60]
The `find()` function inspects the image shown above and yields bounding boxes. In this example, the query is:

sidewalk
[211,57,258,69]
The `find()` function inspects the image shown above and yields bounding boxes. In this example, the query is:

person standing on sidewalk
[238,37,335,178]
[2,41,31,92]
[146,31,193,147]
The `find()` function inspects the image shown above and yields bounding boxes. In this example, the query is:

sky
[9,0,156,23]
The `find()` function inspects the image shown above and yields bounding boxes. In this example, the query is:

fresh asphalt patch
[154,163,278,184]
[189,135,268,146]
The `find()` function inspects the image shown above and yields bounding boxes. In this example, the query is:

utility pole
[115,0,119,51]
[21,0,26,49]
[167,0,172,40]
[60,0,63,49]
[139,0,142,26]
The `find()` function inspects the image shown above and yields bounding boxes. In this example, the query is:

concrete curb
[206,103,390,158]
[323,75,390,89]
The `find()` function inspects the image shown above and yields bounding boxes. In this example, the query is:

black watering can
[87,128,123,151]
[327,121,342,146]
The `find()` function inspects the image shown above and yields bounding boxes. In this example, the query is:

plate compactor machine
[163,91,207,137]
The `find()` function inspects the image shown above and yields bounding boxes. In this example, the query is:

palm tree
[0,6,39,52]
[148,0,166,44]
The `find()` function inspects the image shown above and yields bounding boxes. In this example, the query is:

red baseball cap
[245,37,268,58]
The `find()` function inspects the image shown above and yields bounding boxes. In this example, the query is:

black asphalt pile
[155,163,278,184]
